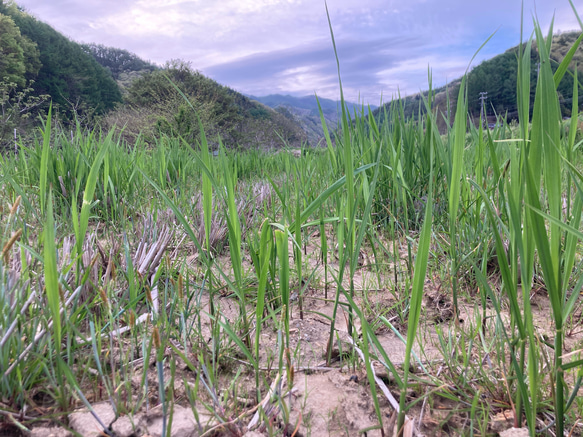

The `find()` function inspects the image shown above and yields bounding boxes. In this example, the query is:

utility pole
[479,92,488,129]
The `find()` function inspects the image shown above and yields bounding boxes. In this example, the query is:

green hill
[0,1,122,147]
[374,31,583,130]
[102,60,306,149]
[81,43,158,95]
[81,43,157,81]
[0,2,122,116]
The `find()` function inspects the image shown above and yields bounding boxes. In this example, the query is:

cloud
[12,0,583,104]
[204,35,429,101]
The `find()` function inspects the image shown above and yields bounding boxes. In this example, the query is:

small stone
[139,405,198,437]
[30,427,72,437]
[499,427,529,437]
[490,410,515,433]
[68,402,115,437]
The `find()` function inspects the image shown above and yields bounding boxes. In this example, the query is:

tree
[0,79,49,149]
[0,11,45,148]
[81,43,156,79]
[0,13,39,87]
[2,4,122,116]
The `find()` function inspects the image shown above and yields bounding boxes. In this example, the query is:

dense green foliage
[0,8,44,147]
[467,44,581,118]
[0,1,122,119]
[81,43,157,80]
[0,12,39,87]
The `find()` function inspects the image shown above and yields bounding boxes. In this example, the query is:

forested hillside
[81,44,157,80]
[466,36,581,119]
[374,30,583,130]
[0,3,122,114]
[0,1,122,146]
[102,60,306,148]
[81,43,158,93]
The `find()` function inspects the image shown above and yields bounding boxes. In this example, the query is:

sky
[9,0,583,104]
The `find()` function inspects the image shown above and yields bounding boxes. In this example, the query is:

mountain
[373,30,583,131]
[0,2,307,150]
[0,1,123,147]
[249,94,378,145]
[102,60,306,149]
[0,2,122,117]
[81,45,307,149]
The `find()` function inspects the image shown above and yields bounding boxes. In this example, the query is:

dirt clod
[30,427,72,437]
[499,427,530,437]
[68,402,204,437]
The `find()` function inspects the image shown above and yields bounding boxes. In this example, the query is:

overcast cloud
[10,0,583,103]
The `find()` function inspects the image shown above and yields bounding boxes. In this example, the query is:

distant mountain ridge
[249,94,377,145]
[250,94,377,114]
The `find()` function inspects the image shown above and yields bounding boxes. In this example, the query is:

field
[1,17,583,437]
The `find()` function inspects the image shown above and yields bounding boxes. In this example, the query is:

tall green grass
[2,9,583,437]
